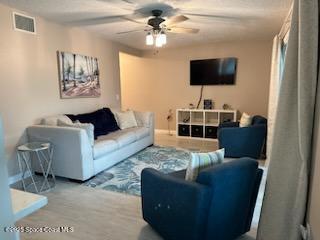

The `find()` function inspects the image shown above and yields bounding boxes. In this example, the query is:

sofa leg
[68,178,85,183]
[68,174,97,183]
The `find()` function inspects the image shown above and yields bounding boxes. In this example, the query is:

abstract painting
[57,51,100,98]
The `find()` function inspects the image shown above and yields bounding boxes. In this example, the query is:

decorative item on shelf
[204,99,213,109]
[166,109,173,136]
[189,103,195,109]
[183,116,190,123]
[222,104,232,110]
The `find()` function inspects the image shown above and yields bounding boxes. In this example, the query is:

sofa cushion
[134,127,150,140]
[67,108,119,139]
[41,115,73,126]
[116,132,137,147]
[115,110,138,130]
[93,127,149,158]
[239,112,252,128]
[93,139,119,159]
[97,129,138,148]
[185,149,225,181]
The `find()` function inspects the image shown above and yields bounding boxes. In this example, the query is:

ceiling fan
[71,1,242,48]
[117,9,199,47]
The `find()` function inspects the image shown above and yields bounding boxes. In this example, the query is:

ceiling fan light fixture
[146,32,154,46]
[159,31,167,45]
[155,34,163,47]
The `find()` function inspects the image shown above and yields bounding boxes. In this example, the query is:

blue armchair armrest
[141,168,212,240]
[245,167,263,232]
[196,159,262,240]
[218,125,266,158]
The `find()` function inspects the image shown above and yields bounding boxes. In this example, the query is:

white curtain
[267,7,291,162]
[257,0,319,239]
[266,35,282,160]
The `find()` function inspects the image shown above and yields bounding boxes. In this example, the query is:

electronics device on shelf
[203,99,213,109]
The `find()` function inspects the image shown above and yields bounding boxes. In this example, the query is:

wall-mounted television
[190,57,237,85]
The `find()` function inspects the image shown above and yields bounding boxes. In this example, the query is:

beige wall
[0,3,141,177]
[120,40,272,130]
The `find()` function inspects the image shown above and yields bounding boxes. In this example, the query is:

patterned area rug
[83,145,191,196]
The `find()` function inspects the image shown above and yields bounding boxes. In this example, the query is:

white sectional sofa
[27,110,154,181]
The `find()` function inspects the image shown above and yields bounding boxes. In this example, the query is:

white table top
[11,188,48,221]
[17,142,50,152]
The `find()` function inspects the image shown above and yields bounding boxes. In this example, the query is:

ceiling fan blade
[183,13,239,21]
[163,15,189,27]
[117,28,147,34]
[96,0,136,11]
[121,0,135,4]
[168,27,200,34]
[122,17,145,25]
[69,14,145,26]
[98,0,134,7]
[69,15,129,26]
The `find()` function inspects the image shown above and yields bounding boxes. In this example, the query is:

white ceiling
[1,0,292,50]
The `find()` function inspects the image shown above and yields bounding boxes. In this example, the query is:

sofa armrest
[218,125,266,158]
[27,125,94,181]
[134,111,154,128]
[141,168,211,240]
[134,111,154,144]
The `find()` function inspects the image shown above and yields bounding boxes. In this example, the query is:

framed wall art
[57,51,100,98]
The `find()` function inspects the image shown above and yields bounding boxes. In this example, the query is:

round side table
[17,142,55,193]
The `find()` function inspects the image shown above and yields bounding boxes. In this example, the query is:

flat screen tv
[190,58,237,85]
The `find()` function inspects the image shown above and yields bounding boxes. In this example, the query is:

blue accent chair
[218,115,267,159]
[141,158,263,240]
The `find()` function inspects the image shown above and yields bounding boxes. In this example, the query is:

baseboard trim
[155,129,177,135]
[8,172,31,185]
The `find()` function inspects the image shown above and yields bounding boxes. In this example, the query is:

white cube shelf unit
[176,109,237,141]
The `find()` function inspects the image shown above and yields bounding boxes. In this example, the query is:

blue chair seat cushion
[168,169,186,179]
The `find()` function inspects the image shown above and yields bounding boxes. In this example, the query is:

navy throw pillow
[66,108,119,139]
[102,108,120,133]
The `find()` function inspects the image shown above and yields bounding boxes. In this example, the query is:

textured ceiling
[0,0,292,50]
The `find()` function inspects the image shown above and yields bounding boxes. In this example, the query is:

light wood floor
[18,181,163,240]
[155,132,218,152]
[16,132,257,240]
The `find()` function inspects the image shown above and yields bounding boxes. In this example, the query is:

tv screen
[190,58,237,85]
